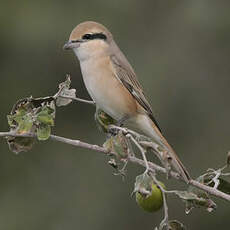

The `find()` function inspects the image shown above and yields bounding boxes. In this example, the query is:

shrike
[63,21,190,183]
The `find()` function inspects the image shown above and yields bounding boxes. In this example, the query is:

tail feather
[134,114,191,183]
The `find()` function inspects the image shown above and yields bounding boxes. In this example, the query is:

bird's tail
[134,114,191,183]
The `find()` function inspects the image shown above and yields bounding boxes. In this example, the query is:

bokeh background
[0,0,230,229]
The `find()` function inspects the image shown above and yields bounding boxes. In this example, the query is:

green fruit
[136,182,165,212]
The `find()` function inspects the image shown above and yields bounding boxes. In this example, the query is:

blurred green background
[0,0,230,229]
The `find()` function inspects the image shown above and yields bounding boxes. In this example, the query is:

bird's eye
[82,34,92,40]
[82,33,107,41]
[93,33,107,40]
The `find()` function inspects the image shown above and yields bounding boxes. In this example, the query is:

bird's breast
[80,57,137,121]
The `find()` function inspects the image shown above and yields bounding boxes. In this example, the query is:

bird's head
[63,21,113,61]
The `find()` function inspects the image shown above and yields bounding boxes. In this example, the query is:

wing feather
[110,54,162,132]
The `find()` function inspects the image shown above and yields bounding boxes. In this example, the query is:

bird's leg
[108,116,129,136]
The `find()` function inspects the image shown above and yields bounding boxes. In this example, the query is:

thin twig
[0,131,230,202]
[189,180,230,201]
[109,125,150,141]
[126,133,150,173]
[58,95,95,105]
[52,80,95,105]
[150,173,169,230]
[127,155,180,179]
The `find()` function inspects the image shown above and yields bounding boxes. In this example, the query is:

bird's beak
[63,41,77,50]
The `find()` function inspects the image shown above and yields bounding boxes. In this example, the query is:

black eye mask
[82,33,107,40]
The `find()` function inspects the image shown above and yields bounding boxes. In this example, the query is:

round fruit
[136,182,165,212]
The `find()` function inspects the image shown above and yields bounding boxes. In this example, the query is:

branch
[189,180,230,201]
[0,132,108,154]
[59,95,95,105]
[0,131,230,202]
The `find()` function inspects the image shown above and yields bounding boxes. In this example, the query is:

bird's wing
[110,54,161,132]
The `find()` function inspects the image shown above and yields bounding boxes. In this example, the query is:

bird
[63,21,191,183]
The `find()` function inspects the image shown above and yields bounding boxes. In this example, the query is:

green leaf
[37,124,51,141]
[112,132,129,159]
[95,109,116,133]
[7,114,16,127]
[173,190,216,214]
[37,114,54,126]
[36,106,55,126]
[10,98,35,115]
[17,114,33,134]
[7,110,33,135]
[7,136,35,154]
[6,87,57,153]
[103,137,114,152]
[103,131,129,159]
